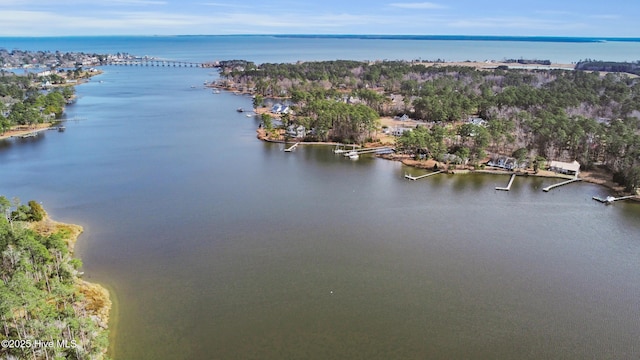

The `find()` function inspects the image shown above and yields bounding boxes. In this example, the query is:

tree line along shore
[2,51,112,359]
[1,66,104,139]
[0,197,111,359]
[211,59,640,195]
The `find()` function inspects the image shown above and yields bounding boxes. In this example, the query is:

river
[1,37,639,359]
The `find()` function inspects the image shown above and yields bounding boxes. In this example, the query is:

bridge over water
[104,60,218,68]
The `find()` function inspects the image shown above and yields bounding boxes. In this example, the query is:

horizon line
[1,34,640,42]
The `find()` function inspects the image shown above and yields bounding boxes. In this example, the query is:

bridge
[104,60,218,68]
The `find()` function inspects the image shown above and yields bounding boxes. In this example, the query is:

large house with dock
[488,156,520,170]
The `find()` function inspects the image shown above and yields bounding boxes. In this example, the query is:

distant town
[0,48,145,71]
[1,49,218,72]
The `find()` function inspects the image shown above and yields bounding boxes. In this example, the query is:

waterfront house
[271,103,290,114]
[287,125,307,138]
[549,160,581,176]
[488,155,519,170]
[440,153,463,164]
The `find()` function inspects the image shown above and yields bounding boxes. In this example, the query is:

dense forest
[217,60,640,192]
[0,196,110,360]
[1,72,77,134]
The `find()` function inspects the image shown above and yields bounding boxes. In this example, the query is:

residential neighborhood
[0,48,137,70]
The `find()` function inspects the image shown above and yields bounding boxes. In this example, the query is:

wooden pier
[284,142,299,152]
[333,144,354,154]
[495,174,516,191]
[404,170,444,180]
[542,178,581,192]
[592,195,637,204]
[342,146,393,157]
[12,129,48,138]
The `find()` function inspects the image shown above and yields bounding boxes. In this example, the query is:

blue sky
[0,0,637,37]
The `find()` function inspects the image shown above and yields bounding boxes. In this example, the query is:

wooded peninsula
[0,197,111,359]
[0,69,84,137]
[213,59,640,193]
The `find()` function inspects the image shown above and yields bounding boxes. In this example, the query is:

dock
[342,146,394,157]
[542,178,581,192]
[495,174,516,191]
[284,142,299,152]
[333,144,354,154]
[404,170,444,180]
[592,195,637,204]
[18,132,39,138]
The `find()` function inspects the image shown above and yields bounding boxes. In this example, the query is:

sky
[0,0,638,37]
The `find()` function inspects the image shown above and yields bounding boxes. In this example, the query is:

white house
[549,160,580,176]
[287,125,306,138]
[468,117,487,126]
[392,127,412,136]
[271,103,290,114]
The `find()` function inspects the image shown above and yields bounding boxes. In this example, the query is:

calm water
[1,37,640,359]
[3,35,640,64]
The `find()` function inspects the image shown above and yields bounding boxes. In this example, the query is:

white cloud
[200,2,243,6]
[0,4,630,36]
[389,2,446,9]
[588,14,620,20]
[110,0,167,4]
[534,10,575,17]
[0,10,206,35]
[449,16,587,31]
[0,8,389,35]
[0,0,166,7]
[535,10,621,21]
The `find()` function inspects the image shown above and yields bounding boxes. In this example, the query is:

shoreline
[217,57,639,199]
[0,122,59,140]
[2,69,111,357]
[257,129,639,200]
[0,69,101,141]
[256,128,347,146]
[393,158,639,199]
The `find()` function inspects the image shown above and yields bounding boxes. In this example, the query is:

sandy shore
[0,123,57,140]
[418,60,576,71]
